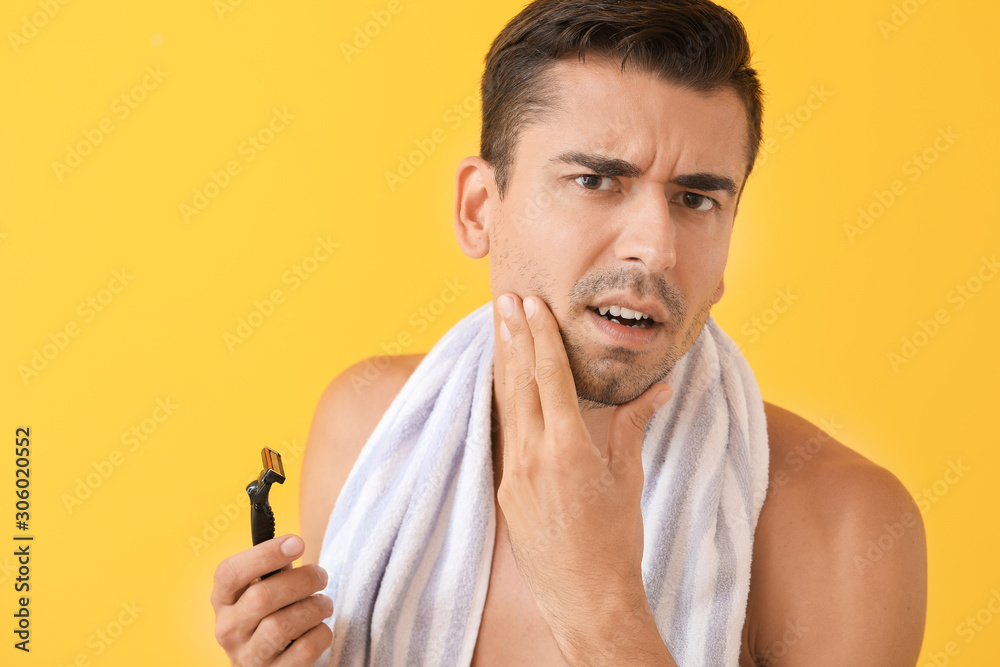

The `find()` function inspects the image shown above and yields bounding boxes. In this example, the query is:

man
[212,1,927,664]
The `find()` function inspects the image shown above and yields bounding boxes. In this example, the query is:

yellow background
[1,0,997,664]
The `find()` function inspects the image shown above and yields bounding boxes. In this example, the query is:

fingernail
[281,535,303,557]
[524,297,536,320]
[320,594,334,617]
[317,565,329,587]
[498,294,514,319]
[500,320,511,343]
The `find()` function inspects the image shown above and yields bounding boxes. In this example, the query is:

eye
[677,192,718,212]
[573,174,614,191]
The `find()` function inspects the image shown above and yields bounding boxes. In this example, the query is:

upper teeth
[598,305,651,321]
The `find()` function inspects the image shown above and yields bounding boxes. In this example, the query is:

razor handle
[247,447,285,578]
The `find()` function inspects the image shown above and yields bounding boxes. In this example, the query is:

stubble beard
[563,296,714,410]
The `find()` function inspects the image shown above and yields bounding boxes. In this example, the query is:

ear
[454,156,494,260]
[712,276,725,304]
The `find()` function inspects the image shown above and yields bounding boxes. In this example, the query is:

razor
[246,447,285,578]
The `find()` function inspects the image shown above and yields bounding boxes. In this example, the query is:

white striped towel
[315,300,769,666]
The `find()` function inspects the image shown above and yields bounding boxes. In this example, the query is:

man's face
[486,57,750,408]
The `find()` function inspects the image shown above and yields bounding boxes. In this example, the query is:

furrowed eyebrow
[549,151,643,179]
[550,151,739,198]
[671,173,739,198]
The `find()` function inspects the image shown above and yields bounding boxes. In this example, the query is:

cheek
[539,192,618,255]
[487,224,521,296]
[487,218,563,298]
[681,216,731,261]
[536,215,605,284]
[517,187,603,264]
[674,225,732,299]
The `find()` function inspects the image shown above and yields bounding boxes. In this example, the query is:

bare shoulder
[742,402,927,665]
[298,353,426,565]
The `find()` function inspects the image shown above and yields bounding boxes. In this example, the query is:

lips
[591,306,655,328]
[587,307,661,344]
[588,296,668,324]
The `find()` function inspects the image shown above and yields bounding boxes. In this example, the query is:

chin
[565,345,679,407]
[563,301,715,407]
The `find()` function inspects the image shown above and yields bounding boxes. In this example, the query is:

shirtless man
[211,2,927,664]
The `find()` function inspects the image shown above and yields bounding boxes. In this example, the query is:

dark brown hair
[480,0,764,198]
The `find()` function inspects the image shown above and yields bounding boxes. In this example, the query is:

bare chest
[470,511,571,666]
[468,511,762,667]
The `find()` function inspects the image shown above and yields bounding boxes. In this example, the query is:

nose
[613,186,677,273]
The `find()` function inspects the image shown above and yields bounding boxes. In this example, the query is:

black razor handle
[247,447,285,578]
[250,499,276,546]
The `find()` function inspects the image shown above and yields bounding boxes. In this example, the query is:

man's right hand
[212,534,333,666]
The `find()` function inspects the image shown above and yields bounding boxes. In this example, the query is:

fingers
[232,562,329,633]
[607,383,672,474]
[517,295,582,436]
[212,534,306,610]
[247,592,334,665]
[271,621,334,667]
[214,558,330,664]
[497,294,543,456]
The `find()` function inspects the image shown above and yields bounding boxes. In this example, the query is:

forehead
[517,57,749,180]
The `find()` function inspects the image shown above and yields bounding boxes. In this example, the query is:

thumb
[608,382,673,462]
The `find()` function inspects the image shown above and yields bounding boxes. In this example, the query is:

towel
[315,301,769,666]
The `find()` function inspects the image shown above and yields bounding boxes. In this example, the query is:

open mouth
[590,306,656,329]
